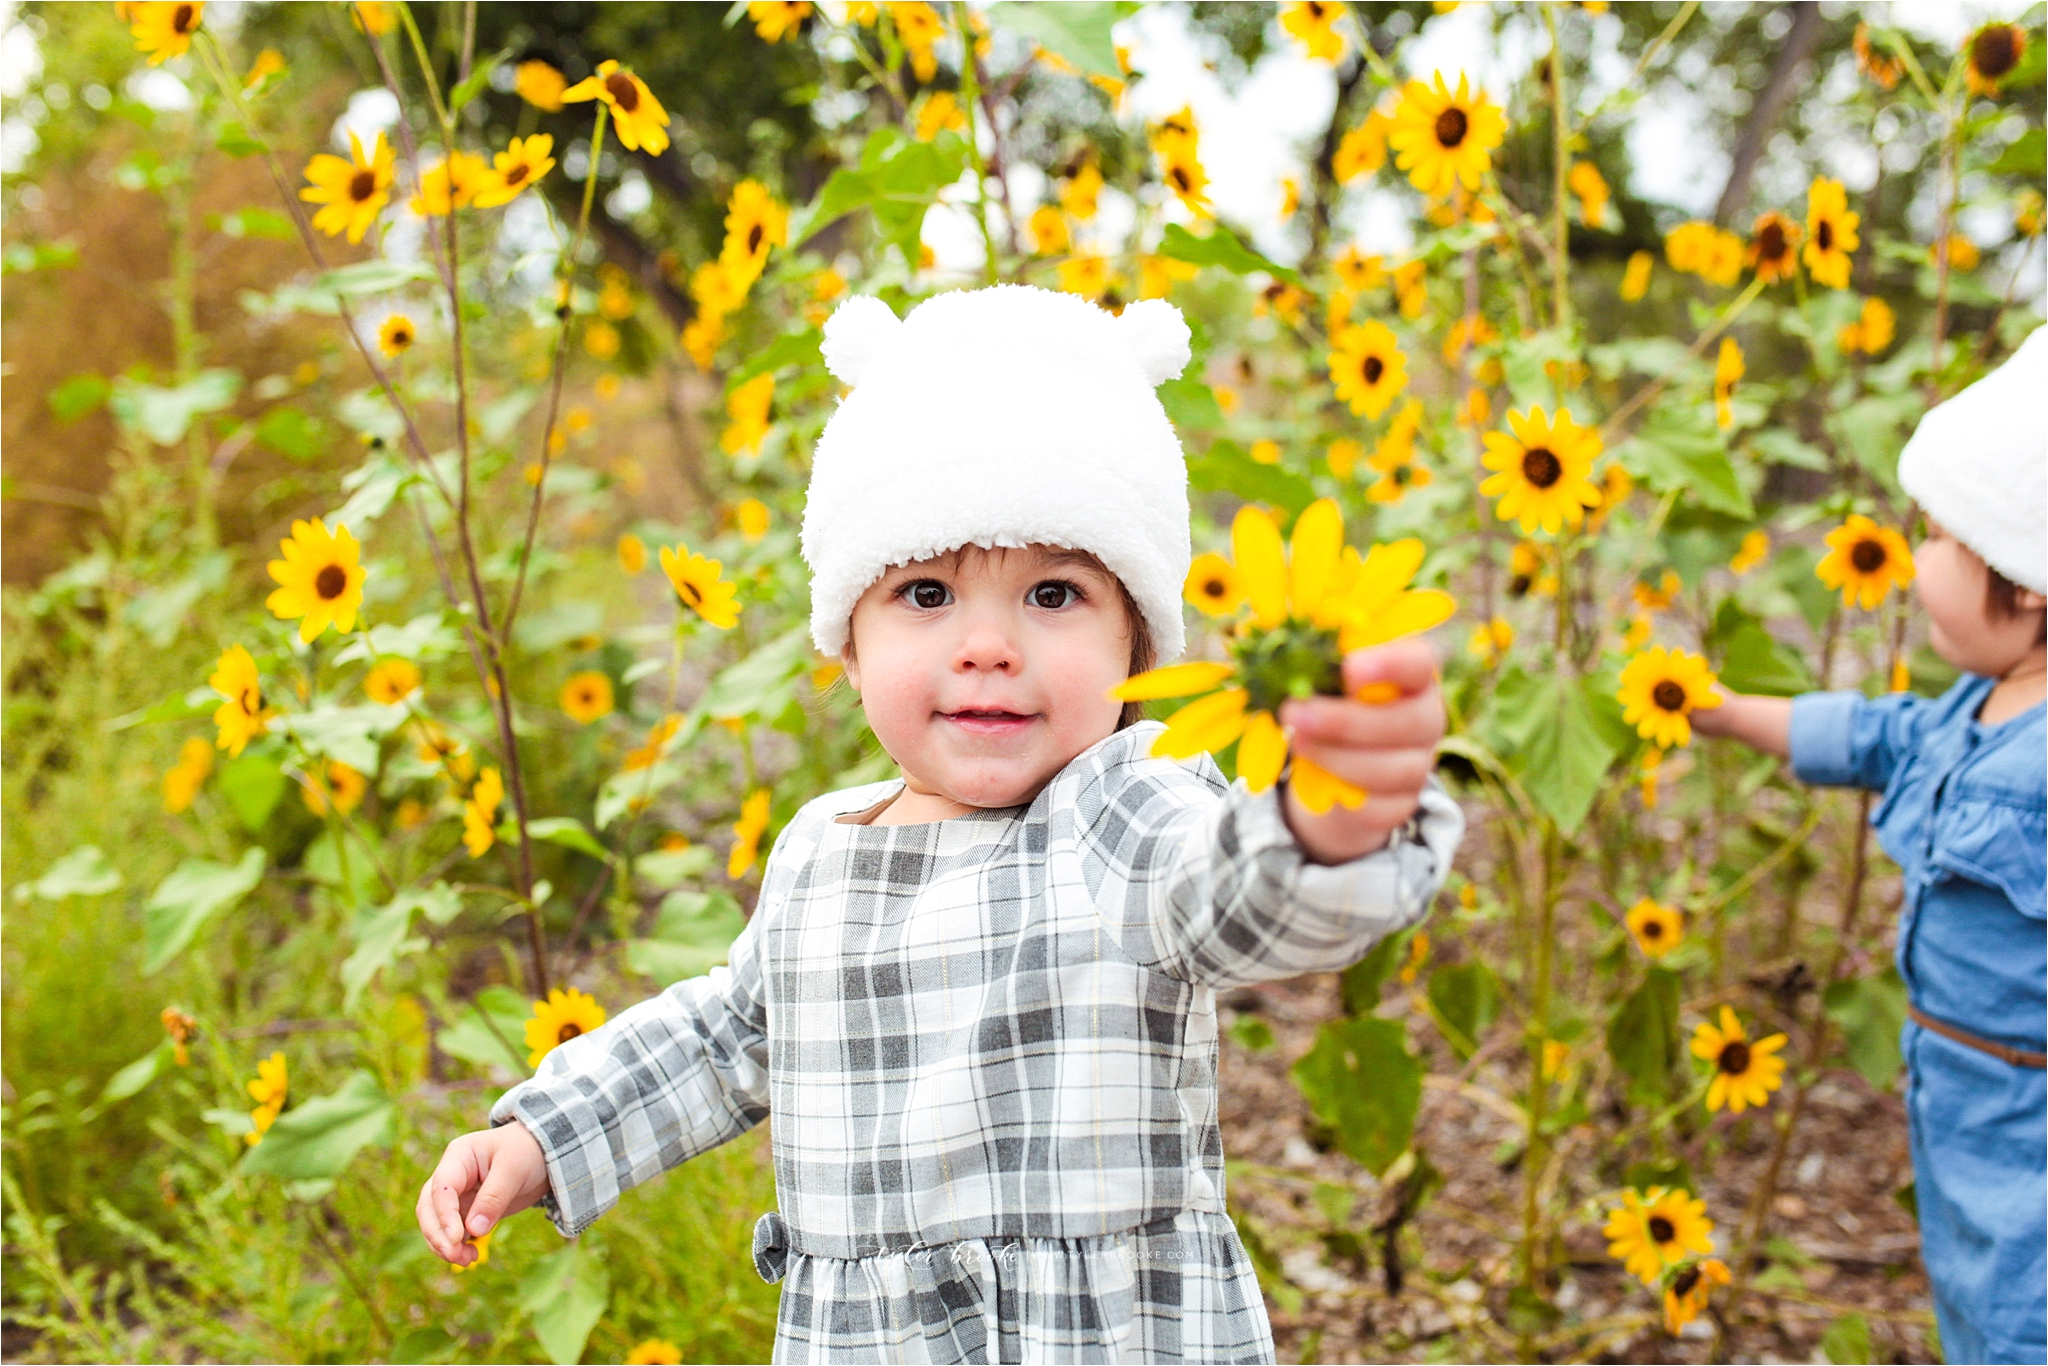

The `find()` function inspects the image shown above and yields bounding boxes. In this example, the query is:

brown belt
[1909,1005,2048,1069]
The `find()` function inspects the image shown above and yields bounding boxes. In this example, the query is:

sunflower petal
[1232,506,1289,628]
[1287,499,1345,619]
[1151,688,1249,759]
[1237,710,1288,792]
[1110,661,1236,702]
[1339,589,1458,650]
[1291,754,1368,812]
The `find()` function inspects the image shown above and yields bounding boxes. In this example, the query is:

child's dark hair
[1986,564,2048,643]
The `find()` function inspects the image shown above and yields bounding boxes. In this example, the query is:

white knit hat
[799,283,1195,660]
[1897,324,2047,594]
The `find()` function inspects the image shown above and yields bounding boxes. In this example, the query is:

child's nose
[952,615,1022,673]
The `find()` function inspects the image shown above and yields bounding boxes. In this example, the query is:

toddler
[1694,328,2045,1364]
[415,284,1465,1363]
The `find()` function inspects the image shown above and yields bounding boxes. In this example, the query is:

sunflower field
[2,2,2043,1363]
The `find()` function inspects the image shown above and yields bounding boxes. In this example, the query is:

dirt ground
[1216,971,1937,1365]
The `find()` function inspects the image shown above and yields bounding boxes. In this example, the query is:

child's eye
[901,580,952,610]
[1031,581,1082,610]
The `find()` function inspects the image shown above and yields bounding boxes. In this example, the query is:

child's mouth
[943,708,1037,736]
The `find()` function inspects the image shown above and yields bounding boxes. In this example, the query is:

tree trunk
[1713,2,1824,227]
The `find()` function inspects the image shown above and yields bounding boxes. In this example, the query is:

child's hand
[1277,639,1445,865]
[416,1120,550,1266]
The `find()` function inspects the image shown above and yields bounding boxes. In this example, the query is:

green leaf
[256,405,331,462]
[1290,1017,1423,1177]
[341,887,455,1011]
[986,1,1121,79]
[48,373,110,421]
[238,1070,395,1180]
[519,1240,611,1366]
[278,704,404,775]
[503,817,611,863]
[626,890,747,985]
[634,843,715,888]
[1824,968,1908,1092]
[729,327,823,389]
[332,611,456,665]
[1606,967,1681,1097]
[1820,1312,1873,1366]
[314,259,436,297]
[696,625,814,722]
[1830,392,1920,487]
[1500,329,1577,410]
[214,121,268,158]
[1989,127,2045,177]
[1157,376,1222,431]
[15,845,124,902]
[122,552,228,649]
[1338,931,1409,1016]
[2,239,79,274]
[217,753,288,832]
[216,207,294,239]
[104,685,215,732]
[1711,599,1816,697]
[1619,405,1752,519]
[448,49,512,115]
[1156,222,1302,286]
[98,1040,173,1106]
[1229,1016,1275,1052]
[435,986,531,1073]
[143,848,265,974]
[1426,961,1501,1059]
[109,370,243,446]
[1185,440,1317,518]
[1503,674,1623,836]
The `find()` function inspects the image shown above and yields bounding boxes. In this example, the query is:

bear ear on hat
[1112,297,1192,386]
[821,294,902,386]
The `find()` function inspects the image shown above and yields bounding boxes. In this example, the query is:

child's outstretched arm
[1696,685,1938,791]
[1688,689,1790,757]
[416,1116,549,1267]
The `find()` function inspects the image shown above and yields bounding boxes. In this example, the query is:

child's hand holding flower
[1277,638,1445,864]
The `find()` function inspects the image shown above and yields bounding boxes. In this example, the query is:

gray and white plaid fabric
[490,721,1463,1363]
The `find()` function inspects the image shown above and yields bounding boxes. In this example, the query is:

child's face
[841,544,1134,810]
[1915,518,2047,676]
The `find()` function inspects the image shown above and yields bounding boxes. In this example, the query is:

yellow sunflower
[1365,399,1430,505]
[243,1050,287,1144]
[617,533,648,575]
[1802,177,1859,290]
[1854,23,1903,90]
[300,132,395,244]
[516,59,567,110]
[1816,513,1914,609]
[377,314,415,358]
[300,759,367,817]
[1059,159,1103,220]
[560,671,615,725]
[163,736,214,814]
[1632,570,1680,613]
[561,60,671,156]
[463,767,504,859]
[1604,1186,1715,1286]
[350,1,394,35]
[410,149,484,217]
[660,543,743,629]
[1664,1258,1731,1334]
[1184,551,1244,618]
[209,644,276,756]
[265,518,366,644]
[1620,250,1653,301]
[472,135,554,209]
[1467,616,1513,666]
[1746,211,1800,284]
[1387,72,1506,196]
[728,788,772,879]
[1393,258,1427,318]
[1730,529,1770,575]
[361,657,420,707]
[1966,22,2026,96]
[1156,140,1213,217]
[748,0,813,42]
[624,1341,684,1366]
[1568,160,1610,229]
[719,179,789,293]
[1027,203,1070,256]
[735,497,772,542]
[1109,500,1455,814]
[1478,406,1604,535]
[1618,647,1723,749]
[1691,1006,1789,1113]
[449,1226,493,1274]
[1837,295,1896,355]
[130,1,203,64]
[1332,108,1390,183]
[1329,320,1409,419]
[524,987,608,1068]
[1585,462,1634,533]
[1713,336,1743,430]
[1625,898,1684,959]
[1279,0,1349,62]
[888,1,944,81]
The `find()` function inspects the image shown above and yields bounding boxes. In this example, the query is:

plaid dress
[489,721,1464,1363]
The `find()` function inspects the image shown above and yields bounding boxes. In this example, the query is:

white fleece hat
[1897,324,2048,594]
[799,283,1195,660]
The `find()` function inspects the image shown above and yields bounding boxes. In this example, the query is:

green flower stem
[1600,275,1768,442]
[951,3,1002,287]
[1544,4,1569,333]
[1570,0,1699,137]
[1519,823,1561,1320]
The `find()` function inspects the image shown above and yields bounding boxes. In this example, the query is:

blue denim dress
[1791,676,2046,1364]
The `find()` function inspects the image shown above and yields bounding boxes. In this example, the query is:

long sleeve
[1789,689,1940,792]
[1077,741,1463,990]
[486,913,771,1239]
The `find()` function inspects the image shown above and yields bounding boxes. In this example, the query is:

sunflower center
[1757,221,1786,259]
[1234,620,1344,715]
[349,169,378,203]
[748,223,764,254]
[1306,0,1327,17]
[558,1022,583,1044]
[1521,447,1562,488]
[240,686,264,716]
[1434,107,1469,150]
[1652,679,1688,712]
[1816,220,1834,252]
[173,3,196,32]
[1850,538,1886,573]
[1672,1266,1701,1297]
[1718,1040,1752,1074]
[676,579,704,608]
[1203,577,1227,599]
[1974,26,2019,79]
[315,564,349,600]
[1509,574,1532,598]
[1171,166,1192,192]
[504,162,530,185]
[1393,465,1412,485]
[606,72,641,112]
[1648,1216,1676,1244]
[1642,919,1664,939]
[1363,355,1385,384]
